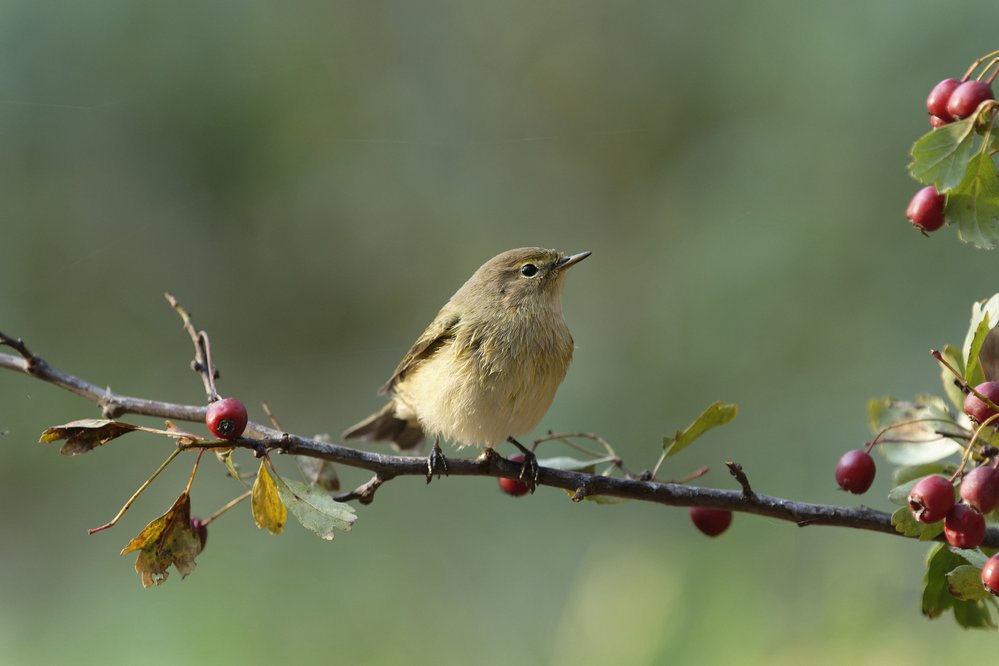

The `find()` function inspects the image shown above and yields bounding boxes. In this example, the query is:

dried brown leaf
[121,492,201,588]
[38,419,139,455]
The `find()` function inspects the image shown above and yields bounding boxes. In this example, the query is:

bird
[342,247,590,486]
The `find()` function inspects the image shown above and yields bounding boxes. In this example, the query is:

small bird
[342,247,590,485]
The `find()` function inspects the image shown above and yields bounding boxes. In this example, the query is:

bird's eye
[520,263,539,277]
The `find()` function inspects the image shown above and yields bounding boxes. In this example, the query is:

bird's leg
[507,436,539,490]
[426,437,448,484]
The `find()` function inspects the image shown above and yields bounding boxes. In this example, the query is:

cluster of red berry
[906,75,996,233]
[837,381,999,595]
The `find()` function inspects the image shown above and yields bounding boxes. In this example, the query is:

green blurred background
[2,1,998,663]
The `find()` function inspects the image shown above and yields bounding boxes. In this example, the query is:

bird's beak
[555,251,592,271]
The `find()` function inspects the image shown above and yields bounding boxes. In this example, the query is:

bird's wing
[379,311,461,395]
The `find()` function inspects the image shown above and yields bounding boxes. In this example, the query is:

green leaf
[947,152,999,250]
[215,448,244,486]
[909,115,978,191]
[888,478,920,506]
[663,402,737,457]
[953,599,996,629]
[923,542,962,618]
[892,463,954,486]
[964,295,999,361]
[951,547,991,569]
[939,344,968,411]
[536,456,598,473]
[276,478,356,540]
[296,454,341,492]
[965,315,992,387]
[867,396,963,465]
[947,564,991,601]
[251,461,287,535]
[892,506,944,541]
[979,326,999,383]
[38,419,139,456]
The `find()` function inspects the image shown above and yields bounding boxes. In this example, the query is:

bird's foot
[507,437,539,492]
[426,441,449,484]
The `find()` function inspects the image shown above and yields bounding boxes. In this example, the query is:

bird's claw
[426,442,449,483]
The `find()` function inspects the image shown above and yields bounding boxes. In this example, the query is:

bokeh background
[2,2,998,664]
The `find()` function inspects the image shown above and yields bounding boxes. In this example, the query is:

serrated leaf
[251,461,286,535]
[296,455,341,492]
[275,478,356,540]
[663,402,737,457]
[537,456,598,473]
[892,506,944,540]
[38,419,139,455]
[947,564,991,601]
[909,115,978,191]
[939,345,968,411]
[867,396,964,465]
[120,492,200,588]
[948,152,999,250]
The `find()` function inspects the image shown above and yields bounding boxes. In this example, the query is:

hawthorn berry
[943,503,986,548]
[191,516,208,552]
[498,455,531,497]
[929,115,949,128]
[959,465,999,513]
[689,507,733,537]
[926,78,962,119]
[963,381,999,424]
[982,554,999,596]
[946,80,994,120]
[835,449,876,494]
[908,475,955,524]
[906,186,946,232]
[205,397,248,440]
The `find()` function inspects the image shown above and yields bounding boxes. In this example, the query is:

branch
[3,337,998,547]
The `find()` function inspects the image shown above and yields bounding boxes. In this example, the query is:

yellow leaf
[252,461,286,535]
[120,492,201,587]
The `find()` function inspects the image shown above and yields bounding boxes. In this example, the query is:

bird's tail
[341,401,425,451]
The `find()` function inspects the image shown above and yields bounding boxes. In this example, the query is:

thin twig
[726,461,754,498]
[87,448,182,534]
[202,491,251,526]
[6,343,999,547]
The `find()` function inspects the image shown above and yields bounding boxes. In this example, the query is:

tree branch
[3,339,997,547]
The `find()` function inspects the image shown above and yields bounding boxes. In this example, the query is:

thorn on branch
[571,484,588,502]
[726,460,754,499]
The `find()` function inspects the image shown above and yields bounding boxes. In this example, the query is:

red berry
[205,397,248,440]
[689,507,733,537]
[498,455,530,497]
[906,186,946,232]
[943,503,986,548]
[946,80,994,120]
[191,516,208,552]
[929,115,949,128]
[927,78,962,119]
[964,381,999,424]
[835,449,876,494]
[983,554,999,595]
[960,465,999,513]
[908,475,955,523]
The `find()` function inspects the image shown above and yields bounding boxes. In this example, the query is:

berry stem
[963,50,999,82]
[949,412,999,482]
[201,490,251,526]
[931,349,999,413]
[87,447,182,535]
[184,449,204,494]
